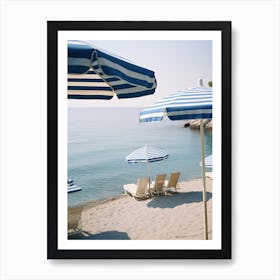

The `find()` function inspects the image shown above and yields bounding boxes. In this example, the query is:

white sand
[77,173,212,240]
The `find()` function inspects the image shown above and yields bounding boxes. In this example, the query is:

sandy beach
[69,173,212,240]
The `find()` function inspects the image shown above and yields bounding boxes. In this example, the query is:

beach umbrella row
[68,40,157,100]
[140,78,212,240]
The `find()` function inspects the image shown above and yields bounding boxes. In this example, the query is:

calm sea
[68,107,212,207]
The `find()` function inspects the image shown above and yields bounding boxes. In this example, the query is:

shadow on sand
[68,231,130,240]
[147,191,212,209]
[68,230,131,240]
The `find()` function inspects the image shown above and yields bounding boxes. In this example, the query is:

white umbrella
[139,78,212,240]
[125,145,169,192]
[68,40,157,99]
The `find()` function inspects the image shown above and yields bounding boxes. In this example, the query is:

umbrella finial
[198,78,204,87]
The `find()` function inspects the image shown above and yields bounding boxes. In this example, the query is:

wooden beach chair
[123,177,150,200]
[68,205,83,235]
[150,174,166,196]
[165,172,181,193]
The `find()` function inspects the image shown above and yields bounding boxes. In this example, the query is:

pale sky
[68,40,212,108]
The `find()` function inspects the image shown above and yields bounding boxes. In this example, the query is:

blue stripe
[127,156,169,163]
[68,43,93,59]
[101,66,155,88]
[147,156,169,162]
[68,95,113,100]
[140,104,211,117]
[86,70,121,81]
[117,89,155,99]
[68,87,155,98]
[166,100,212,106]
[112,84,137,90]
[106,77,119,82]
[68,65,90,74]
[168,113,212,120]
[166,104,212,112]
[97,50,155,78]
[141,103,211,115]
[92,65,100,70]
[68,86,111,91]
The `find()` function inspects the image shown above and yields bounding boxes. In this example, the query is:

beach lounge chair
[165,172,181,192]
[68,205,83,235]
[123,177,150,200]
[150,174,166,195]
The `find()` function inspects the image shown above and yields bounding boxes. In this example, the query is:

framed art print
[47,21,231,259]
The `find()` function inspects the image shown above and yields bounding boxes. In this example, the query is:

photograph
[2,0,280,278]
[48,21,231,259]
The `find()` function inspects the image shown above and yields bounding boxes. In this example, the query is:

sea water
[68,107,212,207]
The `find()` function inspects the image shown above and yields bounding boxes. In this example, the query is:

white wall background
[0,0,279,279]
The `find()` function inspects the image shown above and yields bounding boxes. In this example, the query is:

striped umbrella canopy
[126,145,169,191]
[126,145,169,163]
[139,78,212,240]
[68,40,157,99]
[200,154,213,169]
[139,82,212,122]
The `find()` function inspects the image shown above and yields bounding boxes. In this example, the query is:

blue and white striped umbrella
[68,40,157,99]
[126,145,169,163]
[126,145,168,191]
[139,86,212,122]
[139,78,212,239]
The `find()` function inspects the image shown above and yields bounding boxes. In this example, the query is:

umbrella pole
[200,119,208,240]
[146,161,151,194]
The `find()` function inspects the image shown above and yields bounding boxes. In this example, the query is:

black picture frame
[47,21,231,259]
